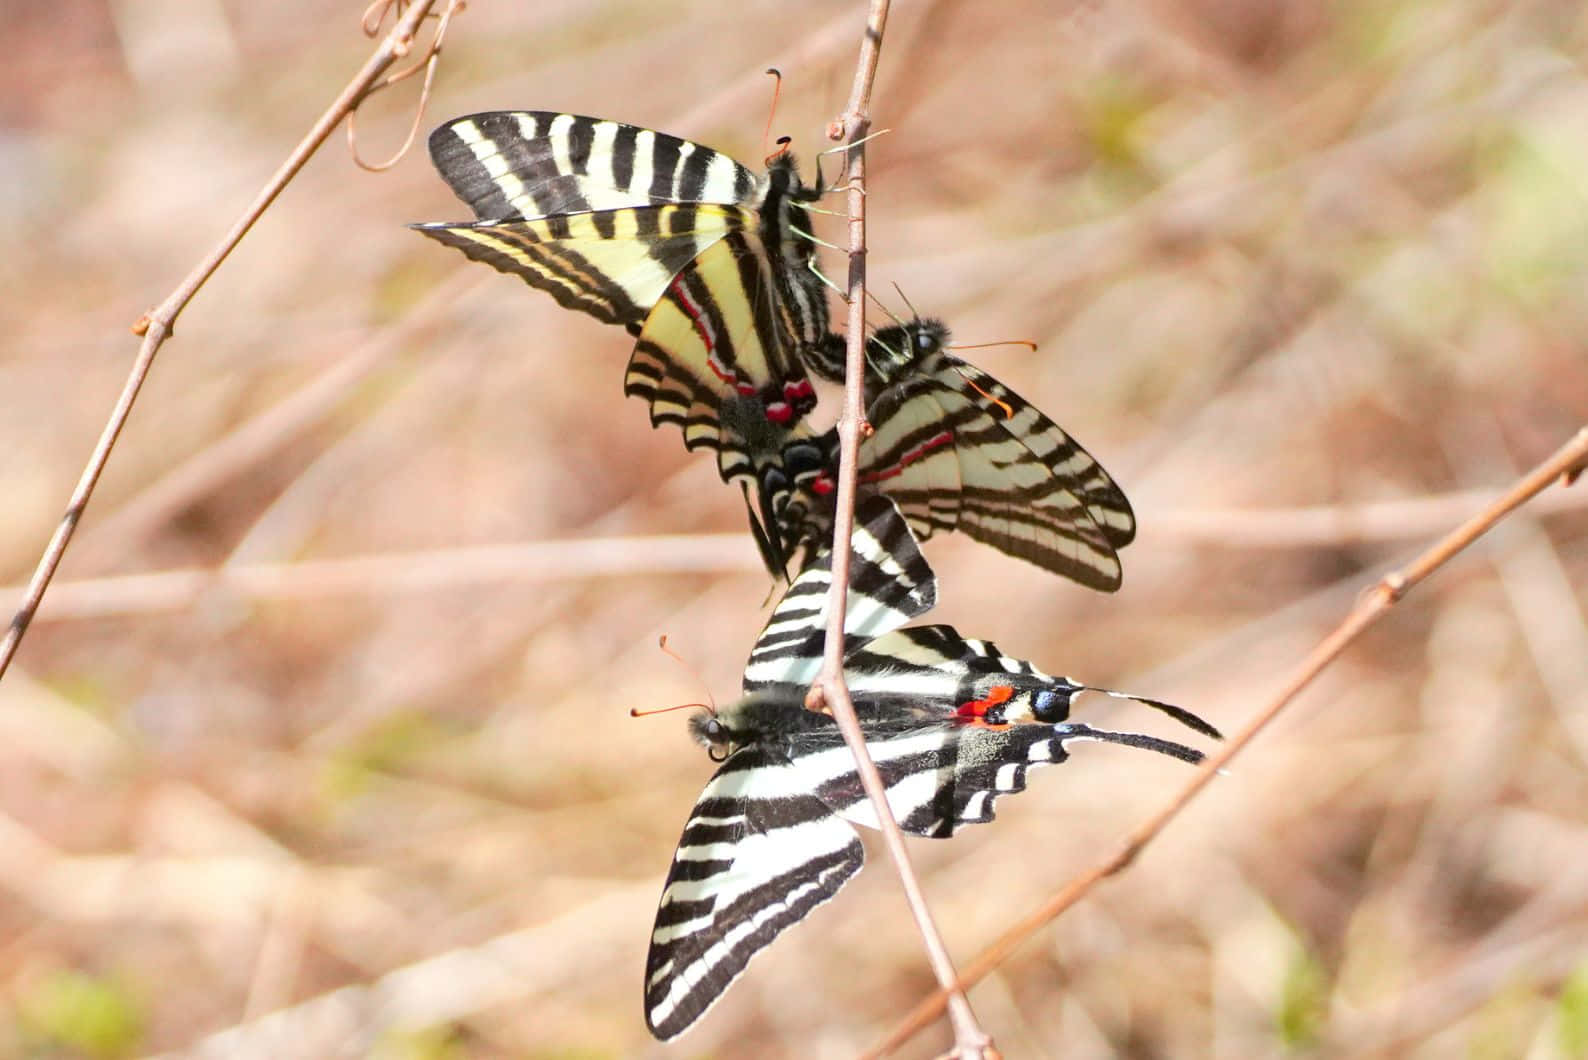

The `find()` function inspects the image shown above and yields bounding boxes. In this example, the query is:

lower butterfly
[764,317,1137,590]
[643,495,1220,1039]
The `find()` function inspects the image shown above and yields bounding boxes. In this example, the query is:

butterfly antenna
[630,635,718,718]
[890,282,922,324]
[866,287,908,328]
[948,339,1039,353]
[630,701,714,718]
[761,68,785,161]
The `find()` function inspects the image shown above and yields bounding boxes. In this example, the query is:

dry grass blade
[867,426,1588,1058]
[0,0,450,683]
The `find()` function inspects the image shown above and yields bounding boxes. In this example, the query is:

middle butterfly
[415,111,1134,587]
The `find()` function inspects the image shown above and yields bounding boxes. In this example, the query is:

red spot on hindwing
[956,685,1015,724]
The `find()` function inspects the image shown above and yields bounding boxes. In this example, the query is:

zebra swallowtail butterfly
[766,318,1137,590]
[644,495,1218,1039]
[413,111,844,563]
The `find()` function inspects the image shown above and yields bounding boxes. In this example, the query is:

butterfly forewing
[427,111,759,222]
[645,747,863,1041]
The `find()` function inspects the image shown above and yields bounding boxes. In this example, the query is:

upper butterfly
[642,495,1219,1040]
[412,111,844,545]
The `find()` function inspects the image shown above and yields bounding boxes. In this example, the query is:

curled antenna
[629,635,718,718]
[761,69,784,161]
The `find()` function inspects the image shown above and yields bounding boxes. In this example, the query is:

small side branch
[866,424,1588,1058]
[0,1,451,684]
[806,2,992,1056]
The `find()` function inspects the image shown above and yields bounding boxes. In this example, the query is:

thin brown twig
[348,0,464,171]
[866,425,1588,1058]
[30,479,1584,620]
[803,2,991,1056]
[0,0,448,685]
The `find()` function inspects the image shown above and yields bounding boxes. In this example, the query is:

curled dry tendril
[347,0,467,172]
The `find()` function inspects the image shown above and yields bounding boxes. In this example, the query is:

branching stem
[0,1,447,683]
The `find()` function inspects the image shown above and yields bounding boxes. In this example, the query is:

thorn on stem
[804,681,831,715]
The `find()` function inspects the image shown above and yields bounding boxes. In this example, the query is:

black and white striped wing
[416,111,762,327]
[741,495,936,696]
[832,625,1209,835]
[645,747,863,1041]
[858,373,1129,591]
[809,711,1203,838]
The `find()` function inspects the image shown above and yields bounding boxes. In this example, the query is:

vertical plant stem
[805,1,991,1055]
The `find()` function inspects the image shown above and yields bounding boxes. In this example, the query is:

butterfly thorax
[799,316,954,397]
[865,317,952,386]
[689,694,833,760]
[758,154,832,355]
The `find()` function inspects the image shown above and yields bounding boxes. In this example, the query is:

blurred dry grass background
[2,1,1587,1056]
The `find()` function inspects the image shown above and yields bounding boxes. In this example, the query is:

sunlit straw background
[3,1,1587,1056]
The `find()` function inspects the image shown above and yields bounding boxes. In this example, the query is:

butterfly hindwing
[772,319,1138,590]
[645,746,864,1041]
[741,495,936,696]
[945,359,1135,549]
[624,231,817,489]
